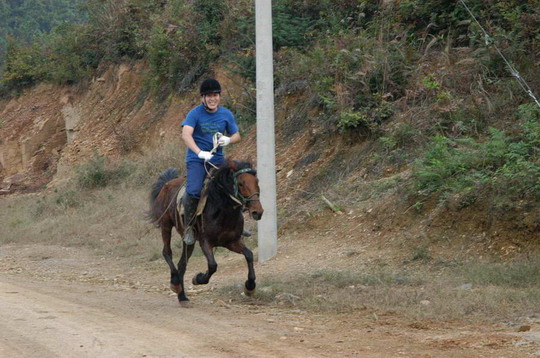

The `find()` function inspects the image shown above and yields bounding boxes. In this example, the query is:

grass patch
[218,261,540,323]
[459,259,540,288]
[0,144,185,259]
[76,155,134,189]
[411,245,432,261]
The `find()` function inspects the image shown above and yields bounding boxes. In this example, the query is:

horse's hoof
[170,284,180,293]
[192,273,205,285]
[244,280,256,296]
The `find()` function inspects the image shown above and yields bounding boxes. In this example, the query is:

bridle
[203,132,260,208]
[232,168,260,207]
[210,166,260,208]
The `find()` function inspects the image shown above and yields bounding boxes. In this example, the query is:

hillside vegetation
[0,0,85,70]
[1,0,540,247]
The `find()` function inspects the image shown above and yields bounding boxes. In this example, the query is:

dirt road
[0,277,314,358]
[1,244,539,357]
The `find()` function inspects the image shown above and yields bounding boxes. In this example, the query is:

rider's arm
[229,132,241,144]
[181,125,203,154]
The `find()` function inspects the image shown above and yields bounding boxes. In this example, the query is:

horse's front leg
[176,242,195,304]
[161,226,180,293]
[226,241,256,296]
[192,240,217,286]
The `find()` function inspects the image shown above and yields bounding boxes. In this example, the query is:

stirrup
[183,227,196,245]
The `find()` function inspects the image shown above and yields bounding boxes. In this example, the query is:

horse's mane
[205,160,255,207]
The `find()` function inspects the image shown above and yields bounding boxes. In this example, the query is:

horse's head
[229,159,264,221]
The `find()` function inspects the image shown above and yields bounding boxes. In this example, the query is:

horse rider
[181,78,241,245]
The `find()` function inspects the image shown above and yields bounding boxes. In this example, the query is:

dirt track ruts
[0,276,314,358]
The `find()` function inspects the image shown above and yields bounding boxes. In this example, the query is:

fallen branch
[321,195,341,213]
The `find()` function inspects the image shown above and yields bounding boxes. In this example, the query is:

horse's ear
[227,158,238,171]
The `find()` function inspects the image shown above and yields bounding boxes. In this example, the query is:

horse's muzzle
[251,210,263,221]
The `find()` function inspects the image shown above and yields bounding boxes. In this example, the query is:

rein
[203,132,224,176]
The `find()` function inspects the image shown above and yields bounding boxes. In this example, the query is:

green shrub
[276,27,411,134]
[272,3,316,50]
[413,133,502,196]
[80,0,155,61]
[412,103,540,204]
[76,155,134,189]
[145,0,228,91]
[412,246,432,261]
[2,38,47,91]
[397,0,539,46]
[338,110,372,132]
[44,23,103,84]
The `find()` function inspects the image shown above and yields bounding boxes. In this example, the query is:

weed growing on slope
[411,103,540,208]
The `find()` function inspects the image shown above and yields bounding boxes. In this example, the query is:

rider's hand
[198,150,214,161]
[218,135,231,146]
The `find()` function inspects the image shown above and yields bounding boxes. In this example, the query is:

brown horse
[149,159,264,305]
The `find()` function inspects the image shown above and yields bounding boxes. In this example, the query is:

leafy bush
[276,27,411,134]
[45,23,104,84]
[337,110,372,132]
[272,3,316,50]
[397,0,540,45]
[412,103,540,204]
[76,155,134,189]
[2,39,47,91]
[80,0,156,61]
[145,0,227,91]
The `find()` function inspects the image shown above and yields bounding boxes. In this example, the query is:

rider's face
[202,93,220,112]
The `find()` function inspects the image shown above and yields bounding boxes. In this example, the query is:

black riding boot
[182,194,199,245]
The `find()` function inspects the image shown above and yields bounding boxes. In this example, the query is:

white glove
[197,150,213,161]
[218,135,231,146]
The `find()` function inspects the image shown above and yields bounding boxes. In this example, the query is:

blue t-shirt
[181,104,239,163]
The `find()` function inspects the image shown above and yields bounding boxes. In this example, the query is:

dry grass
[0,185,162,261]
[219,262,540,323]
[0,142,186,261]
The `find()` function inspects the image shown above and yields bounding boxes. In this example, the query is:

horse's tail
[148,168,179,224]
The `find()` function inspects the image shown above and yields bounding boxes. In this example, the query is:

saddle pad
[176,185,186,220]
[175,183,208,224]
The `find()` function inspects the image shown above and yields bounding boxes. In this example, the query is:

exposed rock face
[0,63,202,189]
[0,85,67,181]
[60,96,80,144]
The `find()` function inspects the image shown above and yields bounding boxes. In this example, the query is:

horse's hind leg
[176,242,195,304]
[226,241,256,296]
[192,240,217,286]
[161,226,180,293]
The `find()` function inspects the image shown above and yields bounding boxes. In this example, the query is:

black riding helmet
[200,78,221,96]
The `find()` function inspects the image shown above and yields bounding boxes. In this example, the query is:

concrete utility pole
[255,0,277,263]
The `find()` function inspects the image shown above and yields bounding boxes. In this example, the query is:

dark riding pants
[185,159,224,198]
